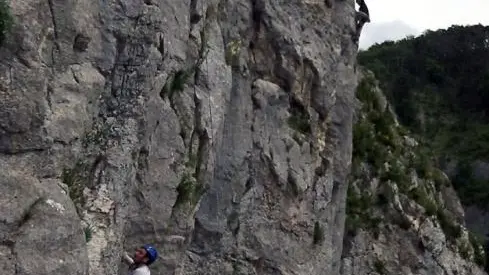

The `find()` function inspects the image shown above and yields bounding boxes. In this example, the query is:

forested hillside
[358,24,489,207]
[358,24,489,271]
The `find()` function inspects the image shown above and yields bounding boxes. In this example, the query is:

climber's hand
[122,251,134,265]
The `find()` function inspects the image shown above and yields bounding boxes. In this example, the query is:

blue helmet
[143,244,158,265]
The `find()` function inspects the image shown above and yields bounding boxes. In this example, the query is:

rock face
[0,0,357,274]
[341,71,487,275]
[3,0,484,274]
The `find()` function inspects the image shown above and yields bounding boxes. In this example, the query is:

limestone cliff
[0,0,356,274]
[3,0,483,274]
[341,70,487,275]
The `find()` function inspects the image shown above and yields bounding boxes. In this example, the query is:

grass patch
[0,0,13,45]
[225,39,242,66]
[174,171,205,208]
[84,225,94,243]
[408,187,438,216]
[437,209,462,242]
[61,161,90,207]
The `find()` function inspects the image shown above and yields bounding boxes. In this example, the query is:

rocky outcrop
[0,0,357,274]
[341,71,487,275]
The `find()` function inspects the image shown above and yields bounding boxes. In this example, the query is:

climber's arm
[122,251,135,265]
[355,11,370,23]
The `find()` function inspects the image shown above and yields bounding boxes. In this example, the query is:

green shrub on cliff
[0,0,13,45]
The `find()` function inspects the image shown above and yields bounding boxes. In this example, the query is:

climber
[122,236,186,275]
[122,244,159,275]
[354,0,370,43]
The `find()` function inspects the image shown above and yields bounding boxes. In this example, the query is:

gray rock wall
[0,0,357,274]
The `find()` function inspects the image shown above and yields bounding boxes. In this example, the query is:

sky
[358,0,489,49]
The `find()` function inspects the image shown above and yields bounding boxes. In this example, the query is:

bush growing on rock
[0,0,12,45]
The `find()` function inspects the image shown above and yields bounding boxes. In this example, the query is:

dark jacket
[359,0,369,16]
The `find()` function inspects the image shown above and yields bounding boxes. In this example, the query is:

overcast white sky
[358,0,489,49]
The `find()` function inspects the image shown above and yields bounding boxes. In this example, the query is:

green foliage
[412,149,434,179]
[469,232,487,267]
[356,76,381,112]
[345,185,382,235]
[174,171,205,208]
[469,232,486,267]
[287,98,311,135]
[161,69,192,98]
[82,122,111,148]
[373,259,387,274]
[352,70,460,240]
[437,209,462,242]
[353,81,388,173]
[313,221,324,245]
[459,242,471,260]
[84,225,94,243]
[359,24,489,162]
[358,24,489,210]
[353,76,403,176]
[225,39,242,66]
[353,120,382,171]
[160,19,210,100]
[174,146,207,209]
[452,161,489,208]
[432,168,450,189]
[0,0,13,45]
[407,187,438,216]
[287,113,311,135]
[359,25,489,128]
[61,161,89,207]
[379,161,409,190]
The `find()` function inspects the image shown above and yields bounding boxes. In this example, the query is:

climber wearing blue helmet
[122,244,159,275]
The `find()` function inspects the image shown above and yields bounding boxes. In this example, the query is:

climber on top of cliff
[354,0,370,43]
